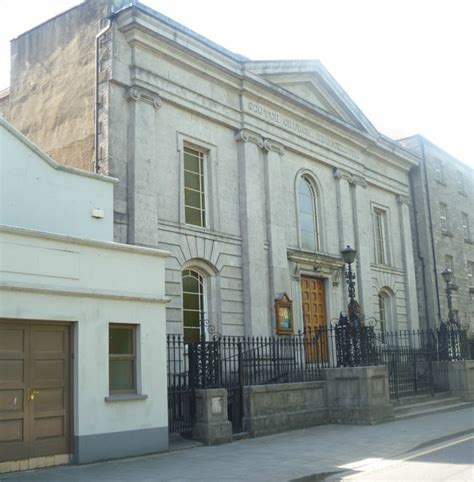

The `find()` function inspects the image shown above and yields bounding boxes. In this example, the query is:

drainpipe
[95,16,114,173]
[420,139,442,324]
[409,167,430,328]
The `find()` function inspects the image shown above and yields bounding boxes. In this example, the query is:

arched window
[182,269,206,342]
[298,176,319,251]
[378,288,394,335]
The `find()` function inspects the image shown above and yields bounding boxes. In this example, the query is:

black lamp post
[441,267,456,326]
[341,245,358,325]
[341,245,357,305]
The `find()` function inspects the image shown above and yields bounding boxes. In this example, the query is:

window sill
[441,230,453,238]
[104,394,148,402]
[469,287,474,294]
[464,238,474,245]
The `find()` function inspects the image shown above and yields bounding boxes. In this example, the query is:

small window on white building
[373,208,388,265]
[109,324,137,394]
[184,146,206,227]
[461,212,470,240]
[439,203,448,232]
[298,176,320,252]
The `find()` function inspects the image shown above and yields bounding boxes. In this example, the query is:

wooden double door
[301,277,328,362]
[0,321,71,462]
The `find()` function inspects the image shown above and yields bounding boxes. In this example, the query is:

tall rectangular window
[461,212,470,240]
[468,261,474,286]
[374,208,387,265]
[109,324,137,394]
[434,159,443,183]
[184,146,206,227]
[456,171,465,194]
[439,203,448,232]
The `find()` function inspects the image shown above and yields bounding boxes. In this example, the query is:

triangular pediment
[244,60,378,136]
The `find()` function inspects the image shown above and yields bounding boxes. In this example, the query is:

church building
[3,0,421,338]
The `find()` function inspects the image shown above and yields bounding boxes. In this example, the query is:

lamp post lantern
[441,267,456,326]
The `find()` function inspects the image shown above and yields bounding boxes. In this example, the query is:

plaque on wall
[275,293,293,335]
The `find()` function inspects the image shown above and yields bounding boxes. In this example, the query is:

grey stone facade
[399,135,474,331]
[5,0,421,336]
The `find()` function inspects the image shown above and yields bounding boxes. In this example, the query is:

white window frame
[372,206,390,265]
[177,133,218,231]
[108,323,140,395]
[439,203,448,232]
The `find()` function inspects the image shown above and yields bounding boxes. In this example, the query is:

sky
[1,0,473,167]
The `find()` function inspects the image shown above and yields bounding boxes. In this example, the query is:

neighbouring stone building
[3,0,421,338]
[398,135,474,331]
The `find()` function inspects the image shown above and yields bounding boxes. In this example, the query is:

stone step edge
[394,401,474,420]
[394,397,462,413]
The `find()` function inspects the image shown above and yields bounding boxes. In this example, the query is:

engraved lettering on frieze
[245,101,361,161]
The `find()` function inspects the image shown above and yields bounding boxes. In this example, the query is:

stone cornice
[287,249,344,270]
[127,85,162,109]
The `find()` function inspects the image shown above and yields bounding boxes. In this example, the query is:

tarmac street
[1,406,473,482]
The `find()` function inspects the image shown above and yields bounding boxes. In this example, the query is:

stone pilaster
[333,168,355,249]
[397,194,419,329]
[352,175,374,321]
[126,85,161,247]
[235,129,270,336]
[263,139,291,330]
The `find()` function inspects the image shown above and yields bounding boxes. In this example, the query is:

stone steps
[393,394,474,420]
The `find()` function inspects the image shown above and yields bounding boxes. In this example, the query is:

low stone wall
[242,381,327,437]
[323,366,393,424]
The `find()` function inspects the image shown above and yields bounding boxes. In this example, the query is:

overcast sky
[1,0,473,167]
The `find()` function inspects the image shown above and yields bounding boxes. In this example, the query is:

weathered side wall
[8,0,107,171]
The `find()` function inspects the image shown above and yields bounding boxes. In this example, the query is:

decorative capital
[234,128,264,148]
[396,194,410,205]
[333,168,353,183]
[126,85,162,110]
[352,175,368,188]
[263,138,285,156]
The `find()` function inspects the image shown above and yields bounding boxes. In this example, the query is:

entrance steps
[393,392,474,420]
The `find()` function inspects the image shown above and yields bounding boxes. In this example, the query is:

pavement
[2,406,473,482]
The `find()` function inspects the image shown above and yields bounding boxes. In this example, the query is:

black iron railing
[167,324,470,432]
